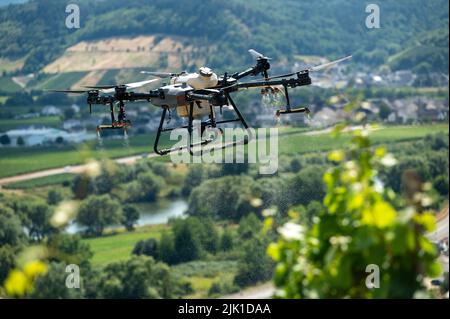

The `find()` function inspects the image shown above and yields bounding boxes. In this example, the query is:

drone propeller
[308,55,352,72]
[83,78,159,93]
[47,89,91,94]
[265,55,352,80]
[47,89,100,114]
[248,49,271,60]
[140,71,178,78]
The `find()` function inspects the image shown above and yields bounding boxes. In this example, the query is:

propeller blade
[248,49,271,60]
[260,55,352,81]
[82,85,116,89]
[309,55,352,72]
[83,78,159,93]
[47,89,89,94]
[140,71,175,78]
[125,78,160,89]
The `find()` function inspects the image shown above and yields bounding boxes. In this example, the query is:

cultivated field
[43,36,206,73]
[0,124,448,179]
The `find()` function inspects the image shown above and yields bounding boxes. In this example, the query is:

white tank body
[171,67,218,89]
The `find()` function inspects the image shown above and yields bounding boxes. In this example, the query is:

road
[428,206,449,273]
[0,153,154,186]
[222,283,275,299]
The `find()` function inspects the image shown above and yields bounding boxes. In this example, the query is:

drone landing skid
[276,107,310,116]
[96,122,132,139]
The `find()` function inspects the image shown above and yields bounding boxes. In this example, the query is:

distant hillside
[0,0,448,74]
[42,35,208,73]
[388,28,449,73]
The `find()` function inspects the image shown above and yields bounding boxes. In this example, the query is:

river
[65,198,188,234]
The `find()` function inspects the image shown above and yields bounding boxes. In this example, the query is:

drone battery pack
[177,101,214,119]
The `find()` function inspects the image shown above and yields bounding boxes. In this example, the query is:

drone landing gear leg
[153,106,214,156]
[219,92,253,149]
[110,102,116,123]
[275,84,310,116]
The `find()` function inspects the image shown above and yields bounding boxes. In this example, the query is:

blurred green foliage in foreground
[268,126,441,298]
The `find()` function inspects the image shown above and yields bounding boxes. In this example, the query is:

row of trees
[133,217,222,264]
[1,231,190,298]
[71,160,173,201]
[77,195,140,236]
[132,213,274,288]
[184,132,448,222]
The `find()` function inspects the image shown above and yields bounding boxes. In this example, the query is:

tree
[4,92,33,107]
[378,102,392,120]
[55,136,64,144]
[17,136,25,146]
[122,204,140,231]
[221,162,249,176]
[433,175,449,197]
[0,134,11,146]
[172,218,204,263]
[77,194,122,236]
[23,203,56,241]
[136,171,165,202]
[132,238,159,259]
[286,165,326,208]
[0,245,17,284]
[220,229,235,251]
[234,236,273,287]
[187,176,259,220]
[46,234,93,269]
[159,231,175,265]
[29,262,84,299]
[71,174,95,200]
[97,256,179,299]
[0,204,26,246]
[238,213,262,240]
[181,165,204,196]
[47,188,64,205]
[198,218,219,254]
[268,129,441,298]
[289,158,302,173]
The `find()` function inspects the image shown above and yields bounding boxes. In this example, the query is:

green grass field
[0,77,22,93]
[83,226,238,297]
[0,124,448,179]
[3,173,75,189]
[0,133,172,178]
[278,124,449,155]
[0,116,61,132]
[82,224,167,267]
[33,72,88,90]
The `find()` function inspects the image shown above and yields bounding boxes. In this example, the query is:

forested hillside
[0,0,448,73]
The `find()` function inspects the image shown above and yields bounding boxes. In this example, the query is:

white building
[41,105,62,116]
[2,126,96,147]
